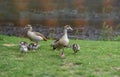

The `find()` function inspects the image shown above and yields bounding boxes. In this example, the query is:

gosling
[72,43,80,53]
[28,43,39,50]
[19,41,28,53]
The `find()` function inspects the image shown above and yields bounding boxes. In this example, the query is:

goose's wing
[54,38,60,43]
[51,38,60,50]
[34,32,47,41]
[52,32,65,45]
[51,38,60,46]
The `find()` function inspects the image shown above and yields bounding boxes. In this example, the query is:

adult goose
[51,25,73,57]
[24,24,47,43]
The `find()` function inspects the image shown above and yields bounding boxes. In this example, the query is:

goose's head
[24,24,32,31]
[19,41,27,45]
[64,25,73,31]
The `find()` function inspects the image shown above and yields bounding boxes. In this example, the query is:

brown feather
[34,32,47,41]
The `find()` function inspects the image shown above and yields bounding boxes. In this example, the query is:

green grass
[0,35,120,77]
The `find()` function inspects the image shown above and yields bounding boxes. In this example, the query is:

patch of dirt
[2,43,16,47]
[60,62,82,69]
[114,67,120,71]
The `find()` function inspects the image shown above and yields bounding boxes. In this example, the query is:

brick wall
[0,0,120,40]
[0,0,120,27]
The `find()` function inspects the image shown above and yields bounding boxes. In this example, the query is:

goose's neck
[29,27,32,32]
[64,29,68,37]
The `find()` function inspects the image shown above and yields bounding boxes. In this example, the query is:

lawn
[0,35,120,77]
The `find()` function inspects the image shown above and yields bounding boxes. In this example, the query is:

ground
[0,35,120,77]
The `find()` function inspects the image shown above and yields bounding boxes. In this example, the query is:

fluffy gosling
[19,41,28,53]
[72,43,80,53]
[28,43,39,50]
